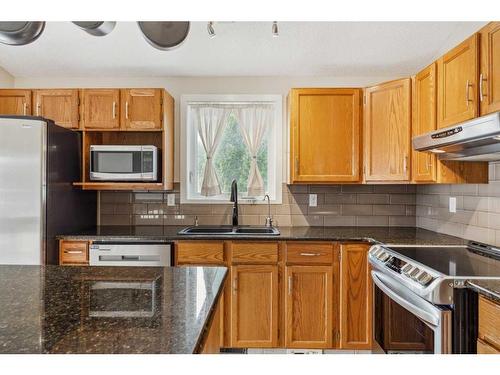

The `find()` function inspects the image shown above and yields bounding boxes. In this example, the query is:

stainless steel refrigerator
[0,116,96,265]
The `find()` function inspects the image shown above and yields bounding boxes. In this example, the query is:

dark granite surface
[467,280,500,303]
[57,226,467,246]
[0,265,227,354]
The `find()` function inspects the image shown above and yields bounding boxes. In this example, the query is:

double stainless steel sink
[178,225,280,236]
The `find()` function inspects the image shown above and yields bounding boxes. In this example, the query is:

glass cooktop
[387,246,500,278]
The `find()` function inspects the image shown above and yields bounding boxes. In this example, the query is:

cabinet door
[412,65,437,182]
[82,89,120,129]
[290,88,361,183]
[437,34,479,128]
[339,243,372,349]
[364,78,411,181]
[230,265,279,348]
[285,266,333,348]
[480,22,500,115]
[0,89,31,115]
[33,89,80,129]
[121,88,162,130]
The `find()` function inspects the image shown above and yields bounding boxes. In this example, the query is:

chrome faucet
[264,194,273,227]
[230,179,238,227]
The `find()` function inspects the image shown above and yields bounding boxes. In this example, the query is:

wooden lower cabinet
[285,266,333,348]
[199,301,222,354]
[477,295,500,353]
[339,243,372,349]
[59,240,89,265]
[175,240,372,351]
[230,265,279,347]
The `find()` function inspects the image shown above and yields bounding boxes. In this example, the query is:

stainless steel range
[368,242,500,354]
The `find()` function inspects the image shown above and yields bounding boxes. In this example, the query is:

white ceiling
[0,21,487,78]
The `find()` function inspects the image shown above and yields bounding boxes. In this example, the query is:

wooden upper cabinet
[0,89,31,115]
[285,266,333,348]
[81,89,120,130]
[437,34,479,128]
[364,78,411,182]
[121,88,162,130]
[290,88,361,183]
[412,64,437,182]
[479,22,500,115]
[33,89,80,129]
[339,243,372,349]
[230,265,279,348]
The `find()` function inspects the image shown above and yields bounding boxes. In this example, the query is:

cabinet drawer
[232,242,278,264]
[478,296,500,350]
[176,242,224,265]
[59,241,89,265]
[477,339,500,354]
[286,242,334,264]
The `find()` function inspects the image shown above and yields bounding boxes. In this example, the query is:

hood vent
[412,112,500,161]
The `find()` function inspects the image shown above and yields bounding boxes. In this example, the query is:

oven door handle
[371,271,443,327]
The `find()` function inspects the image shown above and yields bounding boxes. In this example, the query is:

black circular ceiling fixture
[0,22,45,46]
[137,21,190,51]
[72,21,116,36]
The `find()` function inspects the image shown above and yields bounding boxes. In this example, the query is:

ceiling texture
[0,21,487,78]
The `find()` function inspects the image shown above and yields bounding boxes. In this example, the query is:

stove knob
[417,272,433,285]
[379,253,391,262]
[409,268,420,278]
[401,264,413,273]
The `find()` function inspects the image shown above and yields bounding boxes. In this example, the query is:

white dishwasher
[89,241,172,267]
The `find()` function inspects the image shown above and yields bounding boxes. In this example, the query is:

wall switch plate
[449,197,457,213]
[309,194,317,207]
[167,194,176,206]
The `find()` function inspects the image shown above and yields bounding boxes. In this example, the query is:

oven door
[372,270,452,354]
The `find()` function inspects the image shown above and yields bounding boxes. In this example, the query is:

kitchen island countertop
[0,265,227,354]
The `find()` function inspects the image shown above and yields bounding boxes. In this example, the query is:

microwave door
[90,150,144,181]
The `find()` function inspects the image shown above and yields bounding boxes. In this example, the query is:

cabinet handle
[112,101,116,119]
[23,102,27,115]
[465,80,473,108]
[64,250,83,254]
[36,103,40,116]
[125,102,129,119]
[403,155,408,172]
[294,157,299,175]
[479,74,487,102]
[288,276,292,295]
[300,252,321,257]
[427,154,433,171]
[232,277,238,294]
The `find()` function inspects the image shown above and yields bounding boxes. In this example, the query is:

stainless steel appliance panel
[0,118,46,265]
[89,243,171,267]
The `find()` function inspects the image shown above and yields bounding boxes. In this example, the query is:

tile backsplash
[99,183,417,227]
[416,162,500,246]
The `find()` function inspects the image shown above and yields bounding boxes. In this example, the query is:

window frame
[180,94,283,204]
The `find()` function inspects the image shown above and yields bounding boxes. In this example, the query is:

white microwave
[90,145,158,181]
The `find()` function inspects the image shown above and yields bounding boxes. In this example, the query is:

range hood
[413,112,500,161]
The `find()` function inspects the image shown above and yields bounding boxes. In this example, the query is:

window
[181,95,282,204]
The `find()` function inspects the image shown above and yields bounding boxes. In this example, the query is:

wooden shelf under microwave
[73,182,165,191]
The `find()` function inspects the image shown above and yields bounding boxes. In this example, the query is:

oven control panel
[369,246,435,287]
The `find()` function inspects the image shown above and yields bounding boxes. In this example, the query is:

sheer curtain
[193,105,231,196]
[235,105,273,197]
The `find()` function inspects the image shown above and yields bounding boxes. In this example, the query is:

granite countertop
[467,280,500,303]
[57,226,467,246]
[0,265,227,354]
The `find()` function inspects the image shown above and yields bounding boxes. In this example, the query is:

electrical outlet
[167,194,176,206]
[309,194,317,207]
[449,197,456,213]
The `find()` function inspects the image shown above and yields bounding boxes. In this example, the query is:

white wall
[0,66,14,87]
[14,75,389,181]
